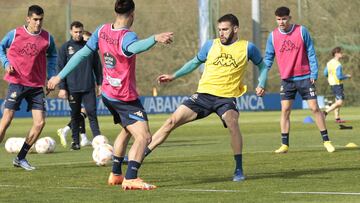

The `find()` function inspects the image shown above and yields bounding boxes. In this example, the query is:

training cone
[345,142,358,148]
[303,116,314,124]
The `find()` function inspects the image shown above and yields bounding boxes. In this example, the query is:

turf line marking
[0,184,96,190]
[281,191,360,196]
[167,188,241,193]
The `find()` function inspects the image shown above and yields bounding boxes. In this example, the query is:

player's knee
[164,117,176,130]
[34,119,46,129]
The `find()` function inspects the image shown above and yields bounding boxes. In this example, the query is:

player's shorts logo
[10,92,17,99]
[133,111,144,118]
[104,52,116,68]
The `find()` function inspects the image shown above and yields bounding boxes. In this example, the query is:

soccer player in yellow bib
[323,47,351,123]
[143,14,268,182]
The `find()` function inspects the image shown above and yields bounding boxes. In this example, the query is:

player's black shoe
[71,142,80,150]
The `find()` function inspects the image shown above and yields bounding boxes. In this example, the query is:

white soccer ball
[5,137,17,153]
[43,137,56,153]
[92,143,113,166]
[91,135,109,149]
[35,137,55,154]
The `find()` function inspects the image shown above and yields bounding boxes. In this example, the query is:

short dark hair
[331,46,342,56]
[115,0,135,15]
[28,5,44,17]
[275,6,290,17]
[217,14,239,27]
[83,30,92,37]
[70,21,84,29]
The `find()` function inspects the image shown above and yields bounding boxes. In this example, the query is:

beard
[221,31,235,45]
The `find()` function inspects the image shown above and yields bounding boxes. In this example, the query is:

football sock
[281,133,289,146]
[125,161,141,179]
[144,147,152,157]
[112,156,124,175]
[320,130,329,141]
[17,142,31,160]
[234,154,243,172]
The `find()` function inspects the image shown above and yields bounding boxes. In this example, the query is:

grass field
[0,107,360,202]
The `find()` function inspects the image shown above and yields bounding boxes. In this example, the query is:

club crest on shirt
[68,46,75,55]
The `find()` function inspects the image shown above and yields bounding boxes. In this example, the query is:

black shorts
[4,83,45,111]
[331,84,345,100]
[182,93,238,128]
[280,78,317,100]
[102,96,148,127]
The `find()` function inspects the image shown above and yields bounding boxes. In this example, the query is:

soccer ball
[92,143,113,166]
[5,137,27,153]
[35,137,56,154]
[91,135,109,149]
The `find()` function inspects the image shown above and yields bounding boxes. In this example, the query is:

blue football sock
[320,130,329,141]
[125,161,141,179]
[281,133,289,146]
[144,147,152,157]
[234,154,243,172]
[17,142,31,160]
[112,156,124,175]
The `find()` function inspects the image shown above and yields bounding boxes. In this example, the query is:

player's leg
[82,90,101,137]
[79,108,87,134]
[0,109,15,143]
[221,109,245,181]
[275,80,296,153]
[122,120,157,190]
[0,84,22,143]
[68,92,82,150]
[306,99,335,152]
[108,128,131,185]
[301,79,335,152]
[147,105,197,153]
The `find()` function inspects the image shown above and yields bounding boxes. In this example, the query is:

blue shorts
[4,83,45,111]
[331,84,345,100]
[182,93,238,128]
[280,79,317,100]
[102,96,148,127]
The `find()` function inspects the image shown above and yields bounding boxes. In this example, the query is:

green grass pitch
[0,107,360,202]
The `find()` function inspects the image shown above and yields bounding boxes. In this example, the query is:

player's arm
[248,42,268,96]
[46,35,57,79]
[157,40,212,84]
[93,52,103,96]
[123,32,173,56]
[263,32,275,70]
[301,26,319,81]
[0,30,15,73]
[56,43,69,99]
[323,66,328,77]
[336,65,351,80]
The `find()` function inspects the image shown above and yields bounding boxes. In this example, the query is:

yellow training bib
[197,39,248,98]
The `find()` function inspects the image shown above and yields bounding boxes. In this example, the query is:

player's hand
[310,78,316,84]
[346,74,352,78]
[58,89,68,99]
[256,87,265,97]
[96,85,102,97]
[5,65,15,74]
[157,74,174,84]
[47,76,62,90]
[155,32,174,44]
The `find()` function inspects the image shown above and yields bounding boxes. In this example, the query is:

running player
[47,0,173,190]
[0,5,57,170]
[323,47,351,123]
